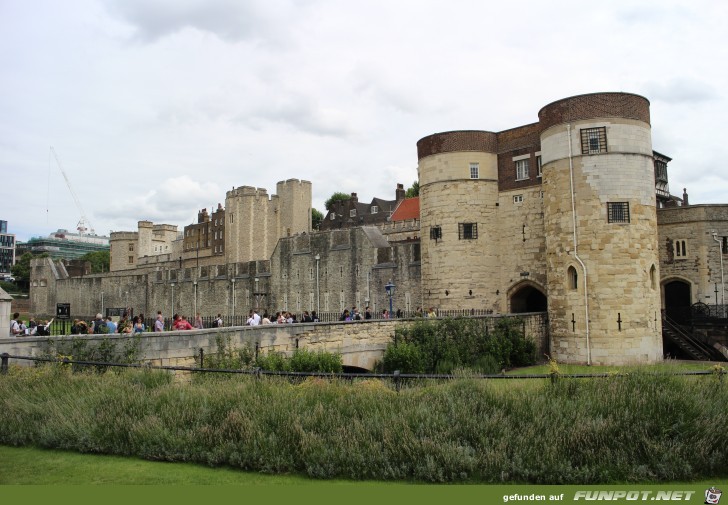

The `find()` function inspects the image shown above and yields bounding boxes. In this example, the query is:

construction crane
[50,146,96,236]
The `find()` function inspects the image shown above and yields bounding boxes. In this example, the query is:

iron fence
[1,353,723,390]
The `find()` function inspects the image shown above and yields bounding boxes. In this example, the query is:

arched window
[650,265,657,290]
[568,266,578,290]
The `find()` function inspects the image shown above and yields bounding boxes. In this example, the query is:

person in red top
[173,315,194,330]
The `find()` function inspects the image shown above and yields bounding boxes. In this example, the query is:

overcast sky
[2,0,727,242]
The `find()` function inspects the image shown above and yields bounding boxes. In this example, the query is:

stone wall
[0,314,548,372]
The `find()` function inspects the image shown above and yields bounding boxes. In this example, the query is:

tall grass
[0,365,726,483]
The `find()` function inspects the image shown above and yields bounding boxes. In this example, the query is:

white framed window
[537,156,542,177]
[371,206,378,214]
[516,159,529,181]
[513,195,523,204]
[330,213,336,220]
[470,162,479,179]
[350,209,356,217]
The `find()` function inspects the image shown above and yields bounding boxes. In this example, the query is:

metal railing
[2,353,723,390]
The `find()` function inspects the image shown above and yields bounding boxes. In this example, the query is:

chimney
[682,188,689,206]
[396,183,405,202]
[350,192,358,203]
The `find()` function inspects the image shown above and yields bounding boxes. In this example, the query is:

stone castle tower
[224,179,312,265]
[417,92,662,364]
[540,93,662,364]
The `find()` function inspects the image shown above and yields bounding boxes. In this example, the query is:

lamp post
[170,282,175,316]
[315,254,320,314]
[385,279,395,318]
[254,277,261,311]
[230,278,236,319]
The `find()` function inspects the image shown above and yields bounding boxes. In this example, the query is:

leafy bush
[381,341,425,373]
[39,336,143,372]
[287,349,343,373]
[201,335,255,370]
[384,317,535,374]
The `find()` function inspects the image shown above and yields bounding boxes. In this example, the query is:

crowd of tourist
[9,305,440,337]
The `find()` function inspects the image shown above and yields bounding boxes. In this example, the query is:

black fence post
[393,369,400,393]
[1,353,8,375]
[199,348,204,369]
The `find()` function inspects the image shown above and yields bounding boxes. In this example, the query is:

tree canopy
[405,180,419,198]
[80,250,110,273]
[311,208,323,230]
[324,192,351,212]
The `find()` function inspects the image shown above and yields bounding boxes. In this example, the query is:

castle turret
[539,92,662,364]
[417,131,500,310]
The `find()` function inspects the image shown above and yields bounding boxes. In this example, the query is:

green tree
[80,250,110,273]
[405,180,419,198]
[324,192,350,212]
[311,208,323,231]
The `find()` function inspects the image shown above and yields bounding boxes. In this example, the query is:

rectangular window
[470,162,479,179]
[413,243,421,262]
[230,214,234,223]
[516,159,529,180]
[513,195,523,203]
[537,156,543,177]
[458,223,478,240]
[350,209,356,217]
[607,202,630,223]
[128,243,134,252]
[430,226,442,241]
[581,127,607,155]
[128,256,134,264]
[723,237,728,253]
[675,239,688,258]
[330,212,336,220]
[371,206,378,214]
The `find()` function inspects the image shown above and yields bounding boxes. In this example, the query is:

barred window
[470,162,479,179]
[430,226,442,241]
[458,223,478,240]
[581,127,607,155]
[607,202,630,223]
[516,159,529,180]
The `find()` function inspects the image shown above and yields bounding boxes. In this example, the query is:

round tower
[539,92,662,365]
[417,131,500,311]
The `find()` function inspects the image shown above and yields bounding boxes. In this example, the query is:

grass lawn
[0,444,357,485]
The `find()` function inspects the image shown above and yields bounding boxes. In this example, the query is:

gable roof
[390,197,420,222]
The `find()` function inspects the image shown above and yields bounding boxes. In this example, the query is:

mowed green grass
[0,445,366,485]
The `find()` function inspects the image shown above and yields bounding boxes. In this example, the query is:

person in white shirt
[10,312,21,337]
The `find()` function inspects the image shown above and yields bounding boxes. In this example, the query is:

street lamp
[170,282,175,316]
[315,254,320,314]
[385,279,395,318]
[230,278,236,318]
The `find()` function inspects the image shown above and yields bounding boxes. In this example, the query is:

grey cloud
[103,0,296,43]
[240,98,356,138]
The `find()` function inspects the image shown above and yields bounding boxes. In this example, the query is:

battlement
[110,231,138,241]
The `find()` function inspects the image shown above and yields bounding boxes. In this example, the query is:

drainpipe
[712,232,725,307]
[567,124,591,365]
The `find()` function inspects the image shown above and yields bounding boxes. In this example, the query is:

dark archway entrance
[664,280,691,323]
[510,285,547,313]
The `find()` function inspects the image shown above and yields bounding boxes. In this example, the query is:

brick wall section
[417,131,498,160]
[497,122,543,193]
[538,92,651,131]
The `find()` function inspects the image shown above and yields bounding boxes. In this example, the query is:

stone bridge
[0,314,548,371]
